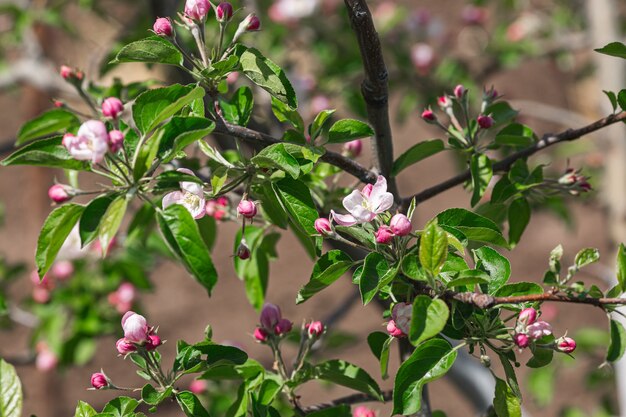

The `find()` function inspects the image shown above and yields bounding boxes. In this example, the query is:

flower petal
[162,191,183,209]
[368,176,388,204]
[373,192,394,214]
[331,210,358,226]
[342,190,365,213]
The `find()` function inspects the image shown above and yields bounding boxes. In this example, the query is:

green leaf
[359,252,398,305]
[470,154,493,207]
[445,270,489,288]
[36,204,84,278]
[271,97,304,132]
[507,198,530,248]
[1,136,90,170]
[617,243,626,292]
[526,344,554,368]
[437,208,508,248]
[310,109,336,139]
[251,143,300,179]
[74,401,96,417]
[604,90,618,112]
[296,250,353,303]
[574,248,600,268]
[306,405,351,417]
[498,354,521,399]
[618,90,626,112]
[133,84,205,134]
[0,359,22,417]
[607,319,626,362]
[112,36,184,66]
[493,282,543,297]
[98,196,128,257]
[409,296,450,346]
[176,391,211,417]
[473,247,511,293]
[16,109,79,145]
[219,86,254,127]
[594,42,626,59]
[327,119,374,143]
[314,360,382,400]
[156,117,215,163]
[256,183,289,229]
[157,205,218,295]
[493,377,521,417]
[273,178,317,235]
[79,195,115,247]
[152,170,205,194]
[495,123,536,147]
[102,397,139,417]
[235,46,297,109]
[193,342,248,366]
[142,384,173,406]
[367,332,393,379]
[202,55,240,78]
[419,222,448,276]
[393,339,457,415]
[392,139,445,176]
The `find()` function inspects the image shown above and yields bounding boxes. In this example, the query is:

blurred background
[0,0,625,416]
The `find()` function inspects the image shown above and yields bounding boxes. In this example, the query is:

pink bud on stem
[314,218,332,235]
[153,17,174,37]
[90,372,108,389]
[375,225,394,244]
[390,214,411,236]
[102,97,124,119]
[237,199,257,219]
[216,2,234,23]
[48,184,73,204]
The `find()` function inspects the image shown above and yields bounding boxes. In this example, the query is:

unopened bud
[343,140,363,157]
[216,2,234,23]
[237,199,257,219]
[90,372,108,389]
[184,0,210,20]
[314,218,332,235]
[116,338,137,355]
[102,97,124,119]
[153,17,174,37]
[453,84,466,99]
[386,320,405,338]
[555,336,576,354]
[375,225,394,245]
[48,184,73,204]
[518,307,537,326]
[437,95,451,109]
[253,327,269,342]
[390,214,411,236]
[306,321,324,338]
[146,334,162,351]
[236,241,251,260]
[274,318,293,335]
[108,130,125,153]
[477,114,494,129]
[421,108,436,123]
[513,333,529,348]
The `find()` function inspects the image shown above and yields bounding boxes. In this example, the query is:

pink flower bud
[410,43,435,74]
[216,2,234,23]
[242,13,261,31]
[53,100,64,108]
[90,372,108,389]
[254,327,269,342]
[51,260,74,281]
[386,320,405,338]
[237,199,257,219]
[48,184,72,204]
[375,225,394,244]
[421,108,436,122]
[518,307,537,326]
[102,97,124,119]
[514,333,529,348]
[343,140,363,157]
[453,84,466,99]
[189,379,208,394]
[116,338,137,355]
[236,241,251,260]
[437,95,451,109]
[60,65,72,79]
[32,287,51,304]
[35,347,58,372]
[307,321,324,338]
[274,318,293,335]
[146,334,162,351]
[556,336,576,354]
[477,115,494,129]
[185,0,210,20]
[390,214,411,236]
[121,311,149,343]
[353,406,376,417]
[260,303,282,330]
[461,5,487,26]
[108,130,125,153]
[526,321,552,340]
[206,198,229,220]
[314,218,332,235]
[153,17,174,37]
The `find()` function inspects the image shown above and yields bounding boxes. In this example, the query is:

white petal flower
[162,168,206,219]
[67,120,109,164]
[331,176,394,226]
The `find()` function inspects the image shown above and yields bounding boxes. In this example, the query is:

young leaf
[359,252,398,305]
[176,391,211,417]
[1,136,90,171]
[618,90,626,112]
[419,222,448,276]
[156,117,215,163]
[36,204,84,278]
[296,250,353,303]
[437,208,508,248]
[271,97,304,132]
[251,143,300,179]
[603,90,618,112]
[112,36,184,66]
[470,153,492,207]
[493,377,522,417]
[98,196,128,256]
[273,178,317,235]
[367,332,393,379]
[493,282,543,297]
[306,405,351,417]
[314,360,382,400]
[617,243,626,292]
[157,205,218,295]
[0,359,22,417]
[235,46,297,109]
[507,197,531,248]
[16,109,79,146]
[74,401,96,417]
[79,195,115,247]
[310,109,336,139]
[393,339,457,415]
[133,84,205,134]
[473,246,511,293]
[409,296,450,346]
[219,86,254,127]
[574,248,599,268]
[607,319,626,362]
[102,397,139,417]
[391,139,445,176]
[327,119,374,144]
[594,42,626,59]
[495,123,536,147]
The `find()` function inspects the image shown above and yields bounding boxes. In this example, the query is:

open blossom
[392,302,412,335]
[65,120,109,163]
[162,168,206,219]
[108,283,136,313]
[331,176,394,226]
[121,311,149,343]
[526,321,552,339]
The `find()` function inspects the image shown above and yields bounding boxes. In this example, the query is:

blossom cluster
[512,307,576,354]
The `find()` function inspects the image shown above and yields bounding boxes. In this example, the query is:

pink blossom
[189,379,208,394]
[477,115,494,129]
[162,168,206,219]
[343,140,363,158]
[307,321,324,338]
[90,372,108,389]
[514,333,529,348]
[518,308,537,326]
[421,108,436,122]
[153,17,173,37]
[390,214,411,236]
[116,338,137,355]
[65,120,109,163]
[453,84,466,99]
[410,43,435,74]
[526,321,552,340]
[35,346,58,372]
[184,0,210,20]
[51,261,74,281]
[48,184,72,204]
[237,199,257,219]
[556,336,576,354]
[226,72,239,84]
[314,218,332,235]
[275,318,293,335]
[375,225,394,244]
[353,406,376,417]
[254,327,269,342]
[392,302,412,335]
[146,334,162,351]
[331,176,394,226]
[108,283,136,313]
[102,97,124,119]
[121,311,149,343]
[241,13,261,31]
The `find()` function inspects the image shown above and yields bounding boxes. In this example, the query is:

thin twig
[400,110,626,210]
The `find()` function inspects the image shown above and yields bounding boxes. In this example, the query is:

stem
[191,25,209,68]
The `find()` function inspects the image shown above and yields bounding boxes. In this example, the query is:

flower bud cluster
[254,303,293,342]
[116,311,163,355]
[375,213,412,245]
[558,168,592,196]
[511,307,575,354]
[62,119,125,165]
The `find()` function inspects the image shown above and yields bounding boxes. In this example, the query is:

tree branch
[401,110,626,208]
[302,390,393,414]
[343,0,399,200]
[212,120,378,184]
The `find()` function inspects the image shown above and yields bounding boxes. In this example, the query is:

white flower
[526,321,552,340]
[269,0,318,22]
[162,168,206,219]
[65,120,109,164]
[331,176,394,226]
